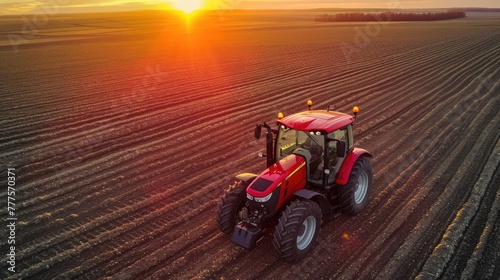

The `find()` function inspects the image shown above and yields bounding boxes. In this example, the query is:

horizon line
[1,6,499,16]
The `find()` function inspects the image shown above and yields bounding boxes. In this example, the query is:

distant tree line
[449,8,500,12]
[315,11,466,22]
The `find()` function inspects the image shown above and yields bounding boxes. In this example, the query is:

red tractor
[216,100,373,262]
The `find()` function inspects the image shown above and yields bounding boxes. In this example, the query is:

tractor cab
[275,119,352,186]
[256,102,356,188]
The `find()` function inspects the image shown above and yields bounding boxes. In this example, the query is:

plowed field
[1,10,499,279]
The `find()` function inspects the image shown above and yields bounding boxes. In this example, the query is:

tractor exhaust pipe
[255,122,276,168]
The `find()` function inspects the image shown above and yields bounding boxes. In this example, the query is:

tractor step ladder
[329,185,343,219]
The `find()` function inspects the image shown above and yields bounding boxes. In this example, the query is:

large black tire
[340,156,373,214]
[273,200,322,262]
[215,181,247,234]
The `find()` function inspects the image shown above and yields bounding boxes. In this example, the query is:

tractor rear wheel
[273,200,322,262]
[216,181,247,234]
[340,156,373,214]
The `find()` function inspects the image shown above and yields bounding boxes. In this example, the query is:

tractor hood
[247,154,307,212]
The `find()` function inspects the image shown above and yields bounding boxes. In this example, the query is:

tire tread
[273,200,322,262]
[215,182,247,234]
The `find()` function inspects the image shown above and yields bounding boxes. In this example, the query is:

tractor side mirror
[337,140,346,158]
[255,124,262,139]
[326,137,347,158]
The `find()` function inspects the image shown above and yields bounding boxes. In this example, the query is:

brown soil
[0,10,499,280]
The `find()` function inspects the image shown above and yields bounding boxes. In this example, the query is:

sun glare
[172,0,203,14]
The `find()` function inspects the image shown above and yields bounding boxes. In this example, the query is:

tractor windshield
[276,126,324,180]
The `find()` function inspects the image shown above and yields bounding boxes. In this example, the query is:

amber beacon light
[307,100,313,110]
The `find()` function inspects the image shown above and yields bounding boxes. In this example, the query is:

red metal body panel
[278,110,354,133]
[335,148,372,185]
[247,154,307,210]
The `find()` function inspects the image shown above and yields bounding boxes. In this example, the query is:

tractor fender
[336,148,372,185]
[235,173,258,186]
[294,189,330,215]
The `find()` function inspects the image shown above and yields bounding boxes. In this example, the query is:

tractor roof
[278,110,354,133]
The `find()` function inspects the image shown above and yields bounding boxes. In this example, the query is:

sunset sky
[0,0,499,15]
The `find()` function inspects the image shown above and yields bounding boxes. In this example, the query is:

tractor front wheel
[216,181,247,234]
[340,156,373,214]
[273,200,322,262]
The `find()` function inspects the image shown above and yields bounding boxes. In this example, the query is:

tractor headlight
[247,193,254,200]
[254,193,273,203]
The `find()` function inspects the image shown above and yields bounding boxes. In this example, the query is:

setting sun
[172,0,204,14]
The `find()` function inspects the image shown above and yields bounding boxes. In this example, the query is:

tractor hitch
[231,223,263,250]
